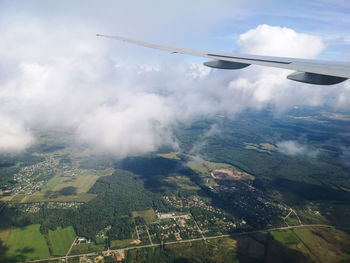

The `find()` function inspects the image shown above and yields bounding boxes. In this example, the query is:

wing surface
[97,34,350,85]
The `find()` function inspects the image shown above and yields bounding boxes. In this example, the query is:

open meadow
[49,226,76,256]
[132,209,156,224]
[3,224,50,261]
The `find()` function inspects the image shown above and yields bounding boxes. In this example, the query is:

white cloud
[227,24,350,112]
[237,24,325,58]
[0,8,349,158]
[76,93,178,158]
[276,140,318,157]
[0,115,34,153]
[189,124,221,156]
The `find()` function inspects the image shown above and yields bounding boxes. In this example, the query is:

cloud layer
[0,8,349,158]
[0,115,34,153]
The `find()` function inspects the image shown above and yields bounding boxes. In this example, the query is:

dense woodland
[15,170,154,240]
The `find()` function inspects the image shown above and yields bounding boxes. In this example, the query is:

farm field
[49,226,76,256]
[268,227,350,262]
[41,169,113,194]
[17,169,114,204]
[3,224,50,261]
[271,229,300,245]
[132,209,156,224]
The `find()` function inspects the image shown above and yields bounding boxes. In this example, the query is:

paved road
[23,224,346,263]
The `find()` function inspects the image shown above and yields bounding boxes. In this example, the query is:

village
[208,177,290,228]
[3,156,60,196]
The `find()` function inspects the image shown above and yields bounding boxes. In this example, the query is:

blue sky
[1,0,349,60]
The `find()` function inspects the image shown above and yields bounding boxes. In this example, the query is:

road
[191,213,206,241]
[65,237,77,261]
[145,226,153,245]
[23,224,344,263]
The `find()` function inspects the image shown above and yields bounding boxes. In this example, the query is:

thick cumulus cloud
[237,24,325,58]
[228,24,350,112]
[76,93,178,158]
[0,9,349,158]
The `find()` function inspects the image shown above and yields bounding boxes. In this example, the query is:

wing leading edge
[97,34,350,85]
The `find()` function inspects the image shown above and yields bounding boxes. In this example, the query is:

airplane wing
[96,34,350,85]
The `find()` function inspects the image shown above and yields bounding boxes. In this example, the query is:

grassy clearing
[110,239,135,249]
[53,168,113,194]
[52,174,100,194]
[270,227,350,262]
[244,142,276,153]
[0,209,13,261]
[285,214,301,226]
[132,209,156,224]
[49,226,76,256]
[164,176,200,191]
[69,243,105,255]
[41,174,62,192]
[157,152,181,160]
[0,196,12,202]
[41,173,100,194]
[272,230,300,244]
[9,194,26,203]
[4,224,50,261]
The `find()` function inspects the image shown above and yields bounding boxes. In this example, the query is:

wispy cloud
[276,140,319,157]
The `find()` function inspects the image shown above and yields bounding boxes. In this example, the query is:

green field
[49,226,76,256]
[110,239,137,249]
[132,209,156,224]
[69,243,105,255]
[164,175,200,191]
[3,224,50,261]
[9,194,26,203]
[271,230,300,244]
[40,174,62,192]
[40,170,111,194]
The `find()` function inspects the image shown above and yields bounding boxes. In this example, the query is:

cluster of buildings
[209,180,289,227]
[47,201,83,209]
[150,215,200,241]
[10,156,59,195]
[18,202,42,213]
[162,195,222,214]
[15,201,83,213]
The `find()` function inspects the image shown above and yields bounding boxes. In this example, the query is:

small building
[158,213,173,219]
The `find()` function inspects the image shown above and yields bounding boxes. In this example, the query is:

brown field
[211,169,247,180]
